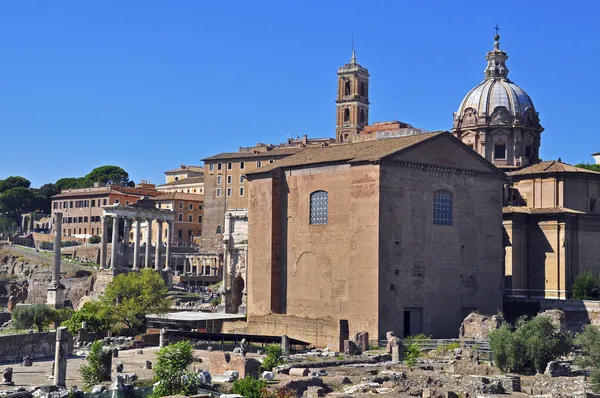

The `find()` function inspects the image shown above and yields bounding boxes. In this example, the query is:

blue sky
[1,1,599,187]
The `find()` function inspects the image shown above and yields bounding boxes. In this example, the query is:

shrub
[53,307,74,326]
[404,342,421,367]
[12,304,56,332]
[575,325,600,393]
[153,341,200,397]
[61,301,110,335]
[80,340,111,387]
[210,298,221,307]
[489,315,572,373]
[261,344,283,371]
[88,235,101,244]
[572,270,600,300]
[232,376,266,398]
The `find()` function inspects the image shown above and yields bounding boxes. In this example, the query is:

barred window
[310,191,328,225]
[433,190,453,226]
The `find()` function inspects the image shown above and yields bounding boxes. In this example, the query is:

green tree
[232,376,266,398]
[61,301,110,335]
[88,235,101,244]
[85,166,129,187]
[55,177,86,191]
[261,344,283,371]
[0,176,31,193]
[80,340,111,387]
[0,216,17,235]
[572,270,600,300]
[575,163,600,173]
[36,183,60,213]
[575,325,600,393]
[489,315,572,373]
[153,341,200,397]
[101,269,171,334]
[12,304,56,332]
[0,187,40,221]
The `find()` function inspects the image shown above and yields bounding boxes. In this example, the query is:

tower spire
[484,26,510,80]
[350,29,356,64]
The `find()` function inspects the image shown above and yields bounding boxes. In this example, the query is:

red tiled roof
[503,206,586,215]
[151,192,204,201]
[245,132,446,175]
[508,161,600,176]
[202,147,304,161]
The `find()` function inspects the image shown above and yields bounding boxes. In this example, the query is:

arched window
[344,80,351,96]
[216,225,222,234]
[360,81,365,96]
[310,191,328,225]
[343,108,350,122]
[360,109,365,124]
[433,190,453,226]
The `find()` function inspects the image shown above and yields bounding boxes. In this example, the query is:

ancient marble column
[122,218,130,269]
[145,219,152,269]
[47,212,65,309]
[154,221,162,271]
[164,221,172,271]
[133,218,141,270]
[110,215,120,270]
[54,327,68,387]
[100,216,108,269]
[51,213,62,285]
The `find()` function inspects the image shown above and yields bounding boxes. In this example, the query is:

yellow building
[156,165,204,195]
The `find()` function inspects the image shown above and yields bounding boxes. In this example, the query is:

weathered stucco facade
[244,132,505,347]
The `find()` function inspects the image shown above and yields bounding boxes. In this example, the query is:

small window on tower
[494,144,506,160]
[360,109,365,124]
[344,108,350,122]
[344,80,351,96]
[525,145,532,158]
[360,81,365,97]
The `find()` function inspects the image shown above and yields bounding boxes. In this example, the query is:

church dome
[453,33,542,130]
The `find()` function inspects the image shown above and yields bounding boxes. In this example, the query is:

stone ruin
[208,350,260,380]
[458,312,504,341]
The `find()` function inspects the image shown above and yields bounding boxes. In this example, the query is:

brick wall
[208,351,260,378]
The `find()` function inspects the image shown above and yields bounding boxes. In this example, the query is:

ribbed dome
[457,79,535,121]
[453,33,542,129]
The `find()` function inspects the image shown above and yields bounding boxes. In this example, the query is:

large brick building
[239,132,505,347]
[51,185,159,239]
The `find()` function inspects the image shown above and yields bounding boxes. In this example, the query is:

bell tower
[336,50,370,143]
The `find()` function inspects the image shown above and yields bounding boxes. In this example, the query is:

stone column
[54,327,69,387]
[165,221,172,271]
[52,213,62,285]
[145,219,152,268]
[121,218,130,269]
[47,212,65,309]
[155,221,162,271]
[133,218,141,270]
[110,215,120,270]
[100,216,108,269]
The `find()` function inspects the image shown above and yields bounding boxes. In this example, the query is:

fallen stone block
[289,368,310,377]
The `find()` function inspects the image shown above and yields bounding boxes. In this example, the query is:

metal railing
[379,338,493,361]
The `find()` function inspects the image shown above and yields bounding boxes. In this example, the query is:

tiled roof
[156,176,204,187]
[508,161,600,176]
[151,192,204,201]
[164,165,204,174]
[52,185,159,199]
[245,132,446,175]
[202,147,304,161]
[503,206,586,215]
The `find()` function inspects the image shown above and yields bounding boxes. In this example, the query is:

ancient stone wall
[224,314,340,349]
[0,332,73,361]
[378,142,505,339]
[208,351,260,378]
[247,164,381,347]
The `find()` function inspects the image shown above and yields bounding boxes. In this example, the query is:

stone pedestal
[47,283,65,309]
